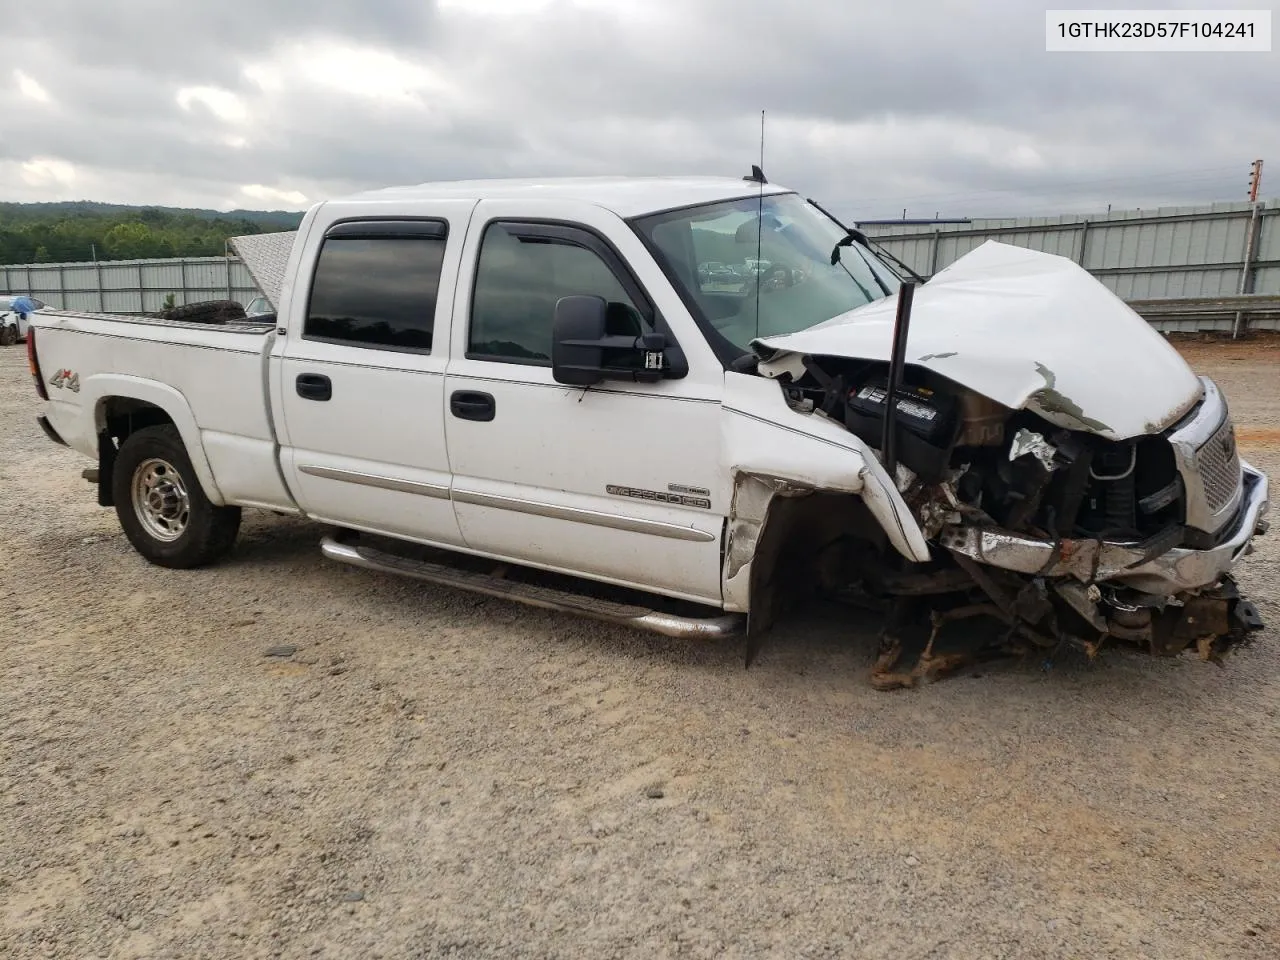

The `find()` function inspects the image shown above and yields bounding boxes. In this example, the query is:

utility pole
[1247,158,1264,202]
[1234,159,1265,339]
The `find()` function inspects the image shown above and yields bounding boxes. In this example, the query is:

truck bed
[32,308,296,512]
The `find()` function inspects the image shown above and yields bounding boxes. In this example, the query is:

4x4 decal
[49,369,80,392]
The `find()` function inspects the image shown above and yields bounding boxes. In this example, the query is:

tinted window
[306,236,445,351]
[469,224,637,364]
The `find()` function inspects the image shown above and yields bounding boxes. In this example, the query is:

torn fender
[721,373,930,612]
[751,241,1202,441]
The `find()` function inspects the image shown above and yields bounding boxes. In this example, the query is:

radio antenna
[759,109,765,172]
[754,110,765,341]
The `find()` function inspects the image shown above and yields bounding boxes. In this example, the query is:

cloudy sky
[3,0,1277,220]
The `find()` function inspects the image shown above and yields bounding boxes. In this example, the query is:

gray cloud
[2,0,1276,218]
[6,1,441,81]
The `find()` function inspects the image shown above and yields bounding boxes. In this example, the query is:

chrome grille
[1195,416,1241,513]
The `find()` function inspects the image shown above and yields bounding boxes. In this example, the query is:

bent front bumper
[1119,463,1268,593]
[939,461,1269,595]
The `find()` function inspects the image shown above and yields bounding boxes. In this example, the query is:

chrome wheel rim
[131,458,190,542]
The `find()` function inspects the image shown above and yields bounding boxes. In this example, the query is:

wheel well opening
[94,399,177,508]
[98,397,175,442]
[747,491,888,636]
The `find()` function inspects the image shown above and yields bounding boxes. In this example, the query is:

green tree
[0,202,303,265]
[103,222,161,260]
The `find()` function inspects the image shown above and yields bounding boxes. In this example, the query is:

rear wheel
[112,425,241,568]
[0,325,16,347]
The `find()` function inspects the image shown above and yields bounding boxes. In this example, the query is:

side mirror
[551,296,667,386]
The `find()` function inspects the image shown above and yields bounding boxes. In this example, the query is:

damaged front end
[750,244,1269,688]
[786,361,1267,688]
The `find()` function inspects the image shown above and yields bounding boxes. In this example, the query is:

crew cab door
[443,201,725,606]
[274,200,475,545]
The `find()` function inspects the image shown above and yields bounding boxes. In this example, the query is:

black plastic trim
[325,218,449,240]
[97,430,117,507]
[450,389,496,422]
[296,373,333,401]
[1182,477,1252,549]
[463,218,688,379]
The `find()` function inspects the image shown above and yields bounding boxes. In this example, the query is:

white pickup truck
[27,175,1269,685]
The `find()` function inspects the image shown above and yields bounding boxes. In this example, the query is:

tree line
[0,202,303,265]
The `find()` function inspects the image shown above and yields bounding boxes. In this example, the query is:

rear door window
[305,220,448,353]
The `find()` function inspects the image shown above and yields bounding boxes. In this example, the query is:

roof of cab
[341,176,791,219]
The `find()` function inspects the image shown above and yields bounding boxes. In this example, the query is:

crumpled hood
[751,241,1202,440]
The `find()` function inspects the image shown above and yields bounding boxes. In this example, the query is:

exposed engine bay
[773,355,1268,689]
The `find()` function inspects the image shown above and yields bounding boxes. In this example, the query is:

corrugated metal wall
[0,257,260,314]
[5,202,1279,329]
[861,200,1280,329]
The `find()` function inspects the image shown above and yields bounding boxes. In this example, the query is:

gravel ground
[1,342,1277,960]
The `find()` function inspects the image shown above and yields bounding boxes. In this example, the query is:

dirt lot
[2,341,1277,960]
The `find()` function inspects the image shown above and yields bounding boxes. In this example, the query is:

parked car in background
[244,295,274,318]
[1,295,45,346]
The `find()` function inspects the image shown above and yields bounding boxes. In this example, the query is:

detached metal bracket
[881,281,918,476]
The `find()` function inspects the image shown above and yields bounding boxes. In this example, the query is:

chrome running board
[320,534,744,640]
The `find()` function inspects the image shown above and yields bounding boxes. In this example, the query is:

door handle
[296,373,332,401]
[450,390,495,422]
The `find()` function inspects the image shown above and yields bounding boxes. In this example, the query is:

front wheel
[112,425,241,568]
[0,325,16,347]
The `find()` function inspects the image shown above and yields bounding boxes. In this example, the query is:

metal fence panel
[102,291,142,314]
[61,291,104,313]
[61,264,98,291]
[99,264,139,292]
[1257,213,1280,266]
[862,200,1279,331]
[5,204,1280,332]
[144,261,186,292]
[0,255,259,313]
[1255,265,1280,294]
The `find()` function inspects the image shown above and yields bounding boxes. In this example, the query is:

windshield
[633,192,901,357]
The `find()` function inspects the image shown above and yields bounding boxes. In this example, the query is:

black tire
[160,299,247,325]
[112,424,241,568]
[0,325,16,347]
